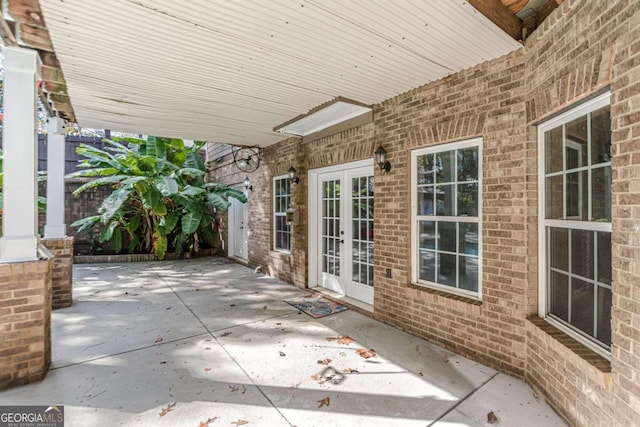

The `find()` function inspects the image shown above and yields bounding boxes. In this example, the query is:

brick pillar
[0,258,53,389]
[41,237,74,309]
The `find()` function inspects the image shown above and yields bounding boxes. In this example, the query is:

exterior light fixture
[288,166,300,184]
[375,145,391,173]
[243,176,253,191]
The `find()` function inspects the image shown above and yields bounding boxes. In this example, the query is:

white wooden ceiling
[39,0,521,146]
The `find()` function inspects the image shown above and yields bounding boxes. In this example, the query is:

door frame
[227,183,249,262]
[308,159,374,293]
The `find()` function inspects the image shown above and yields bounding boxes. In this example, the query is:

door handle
[340,239,344,244]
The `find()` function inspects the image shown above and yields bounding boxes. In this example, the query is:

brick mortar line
[426,371,500,426]
[157,271,298,427]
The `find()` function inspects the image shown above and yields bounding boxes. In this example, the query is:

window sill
[527,316,611,373]
[408,282,482,306]
[271,249,291,256]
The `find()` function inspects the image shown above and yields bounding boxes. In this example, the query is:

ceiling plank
[469,0,522,42]
[18,23,54,51]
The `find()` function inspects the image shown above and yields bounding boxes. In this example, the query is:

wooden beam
[43,81,67,95]
[536,0,562,27]
[468,0,523,42]
[18,23,54,51]
[38,50,60,67]
[7,0,45,28]
[41,65,65,83]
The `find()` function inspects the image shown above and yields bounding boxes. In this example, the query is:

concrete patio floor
[0,258,566,426]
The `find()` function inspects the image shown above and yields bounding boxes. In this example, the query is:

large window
[274,175,291,252]
[411,138,481,298]
[539,92,612,354]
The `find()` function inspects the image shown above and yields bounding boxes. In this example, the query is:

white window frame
[273,174,291,253]
[410,137,483,300]
[537,91,612,359]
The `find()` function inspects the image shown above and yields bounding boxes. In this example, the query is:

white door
[229,187,248,261]
[311,161,375,305]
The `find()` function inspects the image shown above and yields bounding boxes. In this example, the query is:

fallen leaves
[356,348,377,359]
[154,336,163,344]
[326,336,354,345]
[220,332,232,337]
[343,368,359,373]
[231,420,248,426]
[317,397,330,408]
[317,358,332,365]
[229,385,247,394]
[198,416,218,427]
[310,374,321,381]
[159,402,176,417]
[487,411,498,424]
[279,351,286,357]
[204,368,211,372]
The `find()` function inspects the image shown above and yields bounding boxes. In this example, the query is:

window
[274,175,291,252]
[411,138,482,298]
[539,92,611,354]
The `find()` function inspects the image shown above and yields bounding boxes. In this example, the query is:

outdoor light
[288,166,300,184]
[375,145,391,173]
[243,176,253,191]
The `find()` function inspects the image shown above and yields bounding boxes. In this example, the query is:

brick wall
[0,258,53,389]
[208,1,640,424]
[41,237,74,309]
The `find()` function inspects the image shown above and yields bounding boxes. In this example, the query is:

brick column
[41,237,74,309]
[0,258,53,389]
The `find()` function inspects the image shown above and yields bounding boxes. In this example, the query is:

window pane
[545,127,563,174]
[438,253,456,286]
[570,278,594,336]
[549,271,569,322]
[571,229,594,279]
[368,265,374,287]
[566,170,588,220]
[419,250,436,282]
[457,183,478,216]
[459,223,478,255]
[419,221,435,250]
[436,150,455,183]
[438,222,457,253]
[368,176,374,197]
[457,147,478,181]
[597,232,611,285]
[418,186,435,215]
[458,256,478,292]
[597,286,612,346]
[592,166,611,221]
[591,106,611,165]
[417,154,435,184]
[545,175,563,219]
[549,227,569,271]
[566,115,588,169]
[367,198,374,220]
[352,262,359,282]
[436,184,455,216]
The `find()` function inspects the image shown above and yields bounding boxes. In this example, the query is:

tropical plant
[68,137,246,259]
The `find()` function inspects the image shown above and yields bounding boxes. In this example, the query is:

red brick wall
[0,259,53,389]
[208,1,640,424]
[42,237,74,309]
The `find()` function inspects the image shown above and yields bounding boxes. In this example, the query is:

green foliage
[69,137,246,259]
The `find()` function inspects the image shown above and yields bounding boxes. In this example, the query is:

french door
[310,160,374,305]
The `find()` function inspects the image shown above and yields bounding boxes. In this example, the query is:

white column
[0,47,41,262]
[44,117,68,239]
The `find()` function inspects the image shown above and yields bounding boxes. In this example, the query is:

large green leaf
[112,227,122,253]
[155,177,179,196]
[181,212,202,234]
[70,215,100,234]
[185,151,205,171]
[206,192,232,211]
[99,186,133,223]
[146,136,167,160]
[72,175,129,195]
[165,211,181,233]
[126,215,142,233]
[180,185,205,196]
[153,230,168,260]
[100,221,118,243]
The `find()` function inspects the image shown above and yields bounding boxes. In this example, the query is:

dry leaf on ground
[231,420,248,426]
[487,411,498,424]
[310,374,321,381]
[356,348,377,359]
[229,385,246,393]
[154,337,163,344]
[204,368,211,372]
[317,397,330,408]
[418,372,424,377]
[326,336,354,345]
[220,332,232,337]
[317,358,332,365]
[343,368,359,373]
[159,402,176,417]
[198,416,219,427]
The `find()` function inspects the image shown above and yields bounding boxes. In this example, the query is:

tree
[69,137,246,259]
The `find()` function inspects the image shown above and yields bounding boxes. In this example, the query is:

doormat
[284,293,348,318]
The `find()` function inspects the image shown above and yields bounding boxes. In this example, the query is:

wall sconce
[243,176,253,191]
[375,145,391,173]
[288,166,300,184]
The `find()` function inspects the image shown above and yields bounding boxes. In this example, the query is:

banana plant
[69,137,246,259]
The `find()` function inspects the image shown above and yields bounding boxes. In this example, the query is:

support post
[0,46,41,262]
[44,117,68,239]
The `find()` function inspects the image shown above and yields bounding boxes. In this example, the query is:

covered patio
[0,258,563,426]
